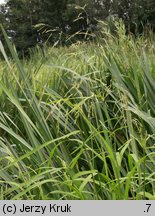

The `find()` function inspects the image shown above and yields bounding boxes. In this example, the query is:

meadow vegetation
[1,22,155,199]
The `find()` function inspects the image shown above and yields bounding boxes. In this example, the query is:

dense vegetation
[1,22,155,199]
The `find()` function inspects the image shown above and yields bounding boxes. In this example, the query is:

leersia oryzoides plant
[0,21,155,200]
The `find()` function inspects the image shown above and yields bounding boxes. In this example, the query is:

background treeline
[0,0,155,55]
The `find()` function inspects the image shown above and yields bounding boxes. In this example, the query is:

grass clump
[1,22,155,200]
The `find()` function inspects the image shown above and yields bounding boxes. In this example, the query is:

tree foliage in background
[5,0,39,56]
[0,3,8,50]
[0,0,155,55]
[37,0,67,44]
[113,0,155,34]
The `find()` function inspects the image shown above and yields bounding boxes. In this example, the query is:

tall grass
[1,21,155,200]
